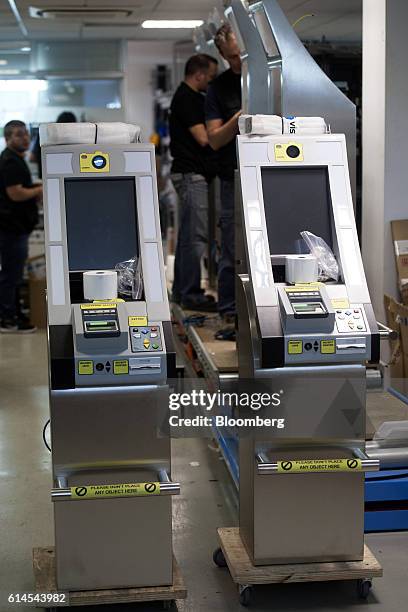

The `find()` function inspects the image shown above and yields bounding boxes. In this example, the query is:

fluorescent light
[20,46,31,52]
[0,60,8,65]
[142,20,203,29]
[0,79,48,91]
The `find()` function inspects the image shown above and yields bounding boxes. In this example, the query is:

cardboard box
[384,294,408,396]
[29,277,46,328]
[391,220,408,304]
[27,255,46,329]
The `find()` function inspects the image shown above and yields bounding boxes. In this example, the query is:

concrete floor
[0,330,408,611]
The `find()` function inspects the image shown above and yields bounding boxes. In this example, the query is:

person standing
[205,24,242,321]
[0,120,42,332]
[170,53,218,311]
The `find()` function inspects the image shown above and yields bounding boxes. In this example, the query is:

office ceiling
[0,0,362,42]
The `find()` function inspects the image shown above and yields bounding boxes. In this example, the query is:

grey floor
[0,331,408,611]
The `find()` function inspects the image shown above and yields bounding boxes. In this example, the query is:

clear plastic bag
[301,231,339,282]
[115,256,143,300]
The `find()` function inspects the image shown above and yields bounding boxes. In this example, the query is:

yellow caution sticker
[288,340,303,355]
[80,303,117,310]
[78,360,93,375]
[128,316,148,327]
[113,359,129,375]
[71,482,160,499]
[331,298,350,309]
[80,151,110,173]
[277,459,363,473]
[274,142,304,162]
[320,339,336,354]
[285,283,323,292]
[93,299,125,304]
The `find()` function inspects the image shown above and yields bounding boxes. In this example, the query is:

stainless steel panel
[55,494,172,590]
[50,385,170,476]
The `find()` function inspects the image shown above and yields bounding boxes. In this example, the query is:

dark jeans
[172,173,208,303]
[218,179,235,316]
[0,230,29,320]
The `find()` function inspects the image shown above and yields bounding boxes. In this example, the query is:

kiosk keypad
[335,308,366,333]
[130,326,163,352]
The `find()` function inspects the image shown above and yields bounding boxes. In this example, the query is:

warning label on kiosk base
[71,482,160,499]
[277,459,363,473]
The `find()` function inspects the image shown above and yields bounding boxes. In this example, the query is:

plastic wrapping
[115,256,143,300]
[301,231,339,282]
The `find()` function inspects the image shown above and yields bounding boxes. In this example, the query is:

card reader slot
[336,344,366,350]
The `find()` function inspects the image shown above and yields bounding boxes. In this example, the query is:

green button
[152,344,159,349]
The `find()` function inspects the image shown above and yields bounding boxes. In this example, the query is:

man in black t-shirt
[205,24,242,320]
[170,54,218,311]
[0,120,42,332]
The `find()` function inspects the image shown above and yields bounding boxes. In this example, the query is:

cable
[292,14,315,29]
[42,419,51,452]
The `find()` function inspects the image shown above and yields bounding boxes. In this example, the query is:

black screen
[261,166,333,255]
[65,177,138,271]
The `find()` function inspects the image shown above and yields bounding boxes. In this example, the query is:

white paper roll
[83,270,118,300]
[285,255,318,284]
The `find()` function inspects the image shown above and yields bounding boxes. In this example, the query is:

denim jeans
[172,173,209,304]
[0,230,29,320]
[218,178,235,316]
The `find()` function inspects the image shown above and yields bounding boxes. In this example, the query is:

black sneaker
[182,297,218,313]
[0,318,37,333]
[0,319,18,333]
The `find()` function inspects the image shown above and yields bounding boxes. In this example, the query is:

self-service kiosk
[41,123,178,590]
[236,126,380,565]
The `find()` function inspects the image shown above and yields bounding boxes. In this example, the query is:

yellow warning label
[331,298,350,309]
[128,316,148,327]
[285,283,323,292]
[277,459,363,473]
[320,339,336,354]
[71,482,160,499]
[93,299,125,304]
[80,303,117,310]
[288,340,303,355]
[113,359,129,375]
[80,151,110,173]
[274,142,304,162]
[78,360,93,375]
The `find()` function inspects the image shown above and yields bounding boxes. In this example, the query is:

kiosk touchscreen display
[261,166,333,255]
[65,177,139,271]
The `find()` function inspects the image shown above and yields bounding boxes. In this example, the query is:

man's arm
[206,112,241,151]
[189,124,209,147]
[6,184,42,202]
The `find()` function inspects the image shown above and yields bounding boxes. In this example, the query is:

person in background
[30,111,77,179]
[205,23,242,322]
[0,120,42,332]
[170,53,218,312]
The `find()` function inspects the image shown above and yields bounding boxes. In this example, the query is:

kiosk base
[213,528,382,607]
[32,547,187,609]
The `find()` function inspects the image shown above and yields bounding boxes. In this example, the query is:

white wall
[362,0,408,318]
[123,40,174,142]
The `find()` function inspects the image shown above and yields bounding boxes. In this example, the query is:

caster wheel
[213,546,227,568]
[357,578,372,599]
[239,585,253,607]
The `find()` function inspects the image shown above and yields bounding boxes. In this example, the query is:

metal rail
[51,471,180,501]
[256,451,380,475]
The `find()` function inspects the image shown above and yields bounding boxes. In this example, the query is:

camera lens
[286,145,300,158]
[92,155,106,169]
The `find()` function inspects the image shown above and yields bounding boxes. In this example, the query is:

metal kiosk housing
[235,131,380,566]
[41,124,178,591]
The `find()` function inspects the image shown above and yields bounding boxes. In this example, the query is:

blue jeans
[172,173,208,303]
[218,179,235,316]
[0,230,29,320]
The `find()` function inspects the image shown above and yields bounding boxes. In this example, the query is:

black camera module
[286,145,300,159]
[92,155,107,169]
